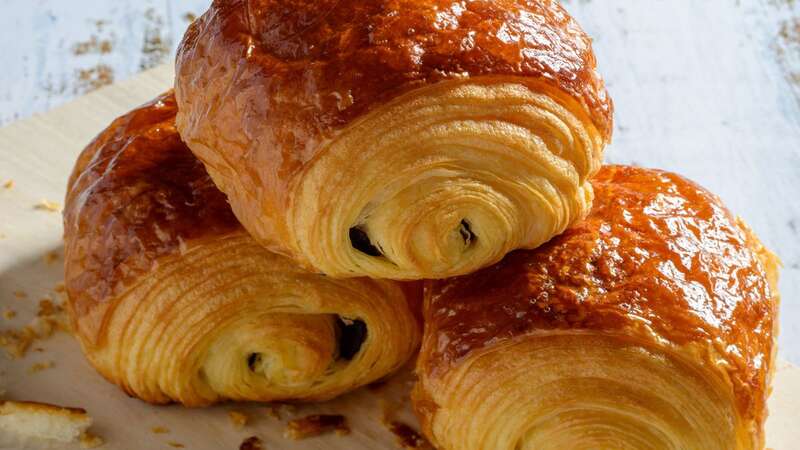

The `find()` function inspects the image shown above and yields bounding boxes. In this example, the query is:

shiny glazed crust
[174,0,613,279]
[413,165,779,450]
[62,93,421,406]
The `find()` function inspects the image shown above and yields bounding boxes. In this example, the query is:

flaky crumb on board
[151,426,169,434]
[229,410,248,429]
[0,400,98,445]
[385,421,433,450]
[13,291,27,299]
[2,308,16,320]
[28,361,55,374]
[34,199,61,212]
[285,414,350,440]
[79,431,104,448]
[263,405,281,420]
[239,436,263,450]
[0,299,71,359]
[43,251,60,265]
[2,180,13,189]
[167,442,185,448]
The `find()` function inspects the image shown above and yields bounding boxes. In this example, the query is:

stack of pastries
[62,0,779,449]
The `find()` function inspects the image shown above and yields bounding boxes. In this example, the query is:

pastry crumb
[263,405,281,420]
[2,180,13,189]
[79,431,104,448]
[285,414,350,440]
[151,426,169,434]
[13,291,27,299]
[43,251,60,264]
[167,442,185,448]
[2,308,16,320]
[54,282,66,293]
[0,304,71,358]
[34,199,61,212]
[28,360,55,374]
[183,12,197,23]
[239,436,263,450]
[229,410,248,429]
[386,421,433,450]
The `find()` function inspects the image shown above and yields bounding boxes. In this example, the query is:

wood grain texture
[0,0,209,125]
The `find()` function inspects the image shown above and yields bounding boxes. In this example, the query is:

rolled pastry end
[290,78,603,279]
[82,233,419,406]
[415,333,755,450]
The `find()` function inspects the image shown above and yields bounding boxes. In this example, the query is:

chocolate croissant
[62,93,421,406]
[174,0,612,279]
[414,166,779,450]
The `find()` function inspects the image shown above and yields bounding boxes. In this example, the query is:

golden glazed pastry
[62,93,421,406]
[413,166,779,450]
[174,0,613,279]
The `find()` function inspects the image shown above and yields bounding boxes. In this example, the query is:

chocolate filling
[247,352,261,371]
[336,317,367,360]
[459,219,476,246]
[349,226,382,256]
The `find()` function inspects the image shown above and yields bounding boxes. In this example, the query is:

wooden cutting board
[0,64,797,449]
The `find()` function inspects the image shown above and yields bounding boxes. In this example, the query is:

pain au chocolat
[174,0,613,280]
[62,93,421,406]
[413,166,779,450]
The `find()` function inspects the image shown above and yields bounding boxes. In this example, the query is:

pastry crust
[63,93,421,406]
[414,165,779,450]
[174,0,613,279]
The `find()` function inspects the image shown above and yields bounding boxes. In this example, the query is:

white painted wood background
[1,0,799,369]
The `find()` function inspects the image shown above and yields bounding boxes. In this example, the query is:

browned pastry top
[63,92,240,338]
[423,165,777,423]
[176,0,612,163]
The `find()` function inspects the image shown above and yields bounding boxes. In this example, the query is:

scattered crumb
[43,250,60,265]
[72,36,114,56]
[386,421,433,450]
[34,199,61,212]
[13,291,27,299]
[2,180,13,189]
[0,299,70,358]
[28,361,55,374]
[167,442,185,448]
[38,299,58,316]
[2,308,16,320]
[140,8,170,70]
[263,405,281,420]
[285,414,350,440]
[54,282,66,294]
[239,436,263,450]
[183,12,198,23]
[75,65,115,94]
[151,426,169,434]
[379,398,399,424]
[229,410,248,430]
[79,431,104,448]
[0,400,93,443]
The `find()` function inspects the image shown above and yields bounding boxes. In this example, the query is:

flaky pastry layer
[63,93,420,405]
[414,166,779,450]
[175,0,611,279]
